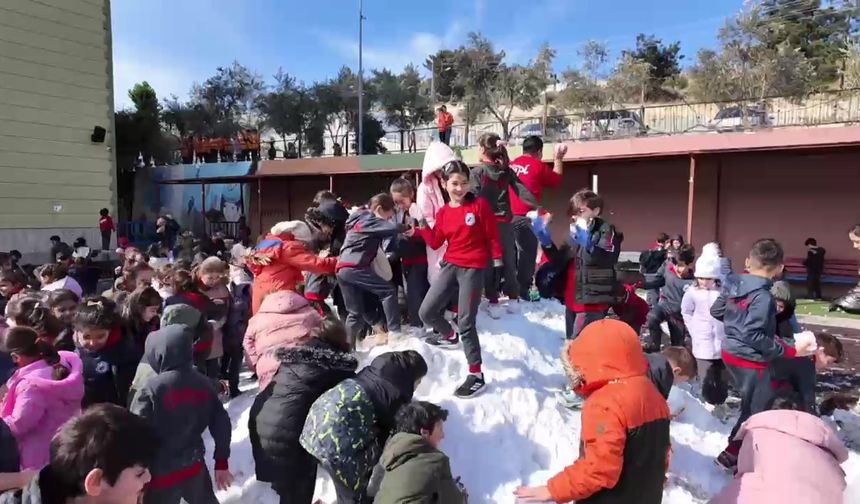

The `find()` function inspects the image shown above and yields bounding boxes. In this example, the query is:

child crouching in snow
[129,324,233,504]
[417,160,502,398]
[300,350,427,503]
[375,401,467,504]
[252,318,358,503]
[514,319,670,504]
[646,346,696,400]
[770,332,844,415]
[710,393,848,504]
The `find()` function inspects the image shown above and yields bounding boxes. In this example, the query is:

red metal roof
[561,125,860,162]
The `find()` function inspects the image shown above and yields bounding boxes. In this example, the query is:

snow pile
[208,300,860,503]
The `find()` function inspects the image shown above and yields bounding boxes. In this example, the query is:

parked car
[509,122,571,144]
[579,110,648,140]
[708,106,774,132]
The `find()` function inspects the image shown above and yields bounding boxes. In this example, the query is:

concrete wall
[716,149,860,271]
[0,0,116,262]
[541,149,860,294]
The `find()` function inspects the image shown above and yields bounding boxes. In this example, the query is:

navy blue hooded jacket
[711,274,794,364]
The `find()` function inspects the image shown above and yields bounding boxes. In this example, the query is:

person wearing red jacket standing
[509,137,566,301]
[98,208,115,251]
[417,160,502,398]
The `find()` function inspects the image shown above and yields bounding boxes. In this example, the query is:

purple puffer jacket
[1,351,84,470]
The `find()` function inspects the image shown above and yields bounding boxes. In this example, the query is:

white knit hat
[695,254,721,279]
[270,221,313,243]
[702,242,722,259]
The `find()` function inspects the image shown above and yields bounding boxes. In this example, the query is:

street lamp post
[357,0,365,155]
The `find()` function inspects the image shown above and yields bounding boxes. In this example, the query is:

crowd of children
[0,137,856,504]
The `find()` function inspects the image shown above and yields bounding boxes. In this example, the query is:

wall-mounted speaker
[91,126,106,143]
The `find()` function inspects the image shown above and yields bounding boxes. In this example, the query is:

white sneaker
[506,299,521,314]
[484,302,503,319]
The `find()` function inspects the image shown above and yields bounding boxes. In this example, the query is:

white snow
[206,300,860,503]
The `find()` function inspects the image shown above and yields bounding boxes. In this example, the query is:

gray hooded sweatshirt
[128,325,231,479]
[469,162,539,220]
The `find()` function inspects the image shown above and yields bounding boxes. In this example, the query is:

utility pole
[357,0,365,155]
[430,57,435,104]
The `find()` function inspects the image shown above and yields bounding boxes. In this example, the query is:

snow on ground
[206,300,860,503]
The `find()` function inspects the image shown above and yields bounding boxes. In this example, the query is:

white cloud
[112,54,195,110]
[314,21,465,74]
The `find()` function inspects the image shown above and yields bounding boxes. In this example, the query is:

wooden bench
[783,257,859,285]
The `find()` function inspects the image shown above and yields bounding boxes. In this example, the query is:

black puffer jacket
[573,217,623,305]
[254,339,358,483]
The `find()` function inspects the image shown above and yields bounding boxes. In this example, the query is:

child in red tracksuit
[417,160,502,399]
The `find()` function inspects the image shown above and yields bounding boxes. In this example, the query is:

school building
[0,0,117,262]
[233,125,860,294]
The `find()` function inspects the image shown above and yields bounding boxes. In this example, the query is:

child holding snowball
[710,238,818,471]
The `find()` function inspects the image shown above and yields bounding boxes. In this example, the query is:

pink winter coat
[680,286,724,360]
[1,351,83,470]
[416,142,457,282]
[710,409,848,504]
[243,290,322,390]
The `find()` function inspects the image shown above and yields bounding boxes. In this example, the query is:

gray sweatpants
[420,262,484,367]
[337,267,401,346]
[403,263,429,328]
[512,215,538,300]
[485,220,519,301]
[144,465,218,504]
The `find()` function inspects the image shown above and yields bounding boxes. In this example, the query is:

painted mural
[133,162,252,236]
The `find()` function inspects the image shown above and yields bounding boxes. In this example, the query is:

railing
[117,221,157,247]
[151,88,860,164]
[206,221,240,238]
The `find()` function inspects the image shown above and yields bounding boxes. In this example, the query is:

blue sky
[111,0,744,109]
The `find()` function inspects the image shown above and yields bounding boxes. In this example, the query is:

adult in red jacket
[246,221,337,314]
[509,137,567,300]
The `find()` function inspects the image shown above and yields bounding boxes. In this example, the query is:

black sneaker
[425,332,460,348]
[455,374,486,398]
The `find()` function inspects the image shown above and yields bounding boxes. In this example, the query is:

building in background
[0,0,117,263]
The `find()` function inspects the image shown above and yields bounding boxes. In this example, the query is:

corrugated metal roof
[562,125,860,162]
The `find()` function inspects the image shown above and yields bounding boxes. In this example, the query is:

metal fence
[157,88,860,164]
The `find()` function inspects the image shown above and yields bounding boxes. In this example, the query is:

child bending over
[376,401,467,504]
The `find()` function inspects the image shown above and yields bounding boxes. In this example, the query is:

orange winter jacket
[246,233,337,314]
[436,111,454,131]
[549,319,670,504]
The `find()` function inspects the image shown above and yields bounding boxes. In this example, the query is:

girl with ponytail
[1,326,83,470]
[470,133,540,318]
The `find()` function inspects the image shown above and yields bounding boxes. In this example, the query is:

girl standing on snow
[1,326,83,470]
[680,251,728,406]
[469,133,540,318]
[418,160,502,398]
